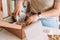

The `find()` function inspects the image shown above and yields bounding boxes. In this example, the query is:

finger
[14,3,20,16]
[32,20,37,23]
[14,6,18,16]
[28,20,32,24]
[27,17,32,22]
[27,18,32,24]
[15,8,20,17]
[18,10,20,16]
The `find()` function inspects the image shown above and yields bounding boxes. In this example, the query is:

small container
[15,13,26,22]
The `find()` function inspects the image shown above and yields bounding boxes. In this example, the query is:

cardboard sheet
[0,28,21,40]
[23,21,49,40]
[23,21,60,40]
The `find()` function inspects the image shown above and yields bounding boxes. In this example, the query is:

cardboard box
[3,18,25,39]
[4,27,26,39]
[2,17,60,40]
[3,17,42,39]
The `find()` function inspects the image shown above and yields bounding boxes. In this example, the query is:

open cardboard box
[0,17,60,40]
[3,17,26,39]
[2,17,42,39]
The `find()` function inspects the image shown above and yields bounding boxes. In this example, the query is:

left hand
[26,14,39,24]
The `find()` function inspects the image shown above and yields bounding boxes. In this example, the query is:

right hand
[13,0,24,18]
[26,14,39,25]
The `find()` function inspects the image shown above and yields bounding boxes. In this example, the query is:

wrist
[37,12,42,19]
[36,14,41,19]
[38,15,42,18]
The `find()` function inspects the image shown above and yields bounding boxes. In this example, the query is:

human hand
[13,0,24,18]
[26,15,39,24]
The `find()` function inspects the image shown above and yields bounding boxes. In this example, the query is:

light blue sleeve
[39,16,58,28]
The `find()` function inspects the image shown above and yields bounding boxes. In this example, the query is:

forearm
[0,20,21,29]
[39,2,60,18]
[39,9,60,18]
[14,0,24,15]
[16,0,24,7]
